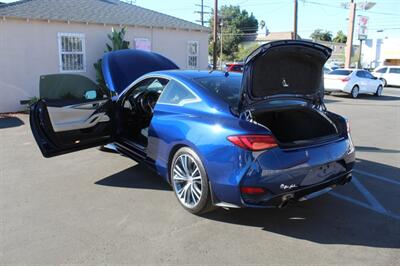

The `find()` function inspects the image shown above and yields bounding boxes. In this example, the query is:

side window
[376,67,387,73]
[389,68,400,74]
[39,74,106,100]
[131,78,168,92]
[356,71,365,78]
[364,71,374,79]
[158,80,199,106]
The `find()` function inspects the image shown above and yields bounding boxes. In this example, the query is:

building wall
[362,38,400,68]
[0,18,209,112]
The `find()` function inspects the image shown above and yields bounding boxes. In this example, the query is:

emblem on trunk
[280,184,297,190]
[282,78,289,87]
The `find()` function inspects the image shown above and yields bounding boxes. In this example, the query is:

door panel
[47,99,110,132]
[30,98,114,158]
[31,73,115,158]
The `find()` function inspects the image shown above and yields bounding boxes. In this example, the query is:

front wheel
[170,147,214,214]
[350,86,359,98]
[375,85,383,96]
[381,78,387,87]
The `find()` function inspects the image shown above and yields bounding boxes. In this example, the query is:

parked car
[323,66,332,74]
[372,66,400,87]
[324,68,383,98]
[225,63,244,73]
[30,40,355,214]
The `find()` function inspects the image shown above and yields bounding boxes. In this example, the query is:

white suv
[373,66,400,87]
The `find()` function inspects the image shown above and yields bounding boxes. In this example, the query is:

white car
[324,69,383,98]
[372,66,400,87]
[323,66,332,74]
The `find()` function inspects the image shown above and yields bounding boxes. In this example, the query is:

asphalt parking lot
[1,88,399,265]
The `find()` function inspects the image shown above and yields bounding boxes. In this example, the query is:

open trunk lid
[102,49,179,95]
[239,40,332,112]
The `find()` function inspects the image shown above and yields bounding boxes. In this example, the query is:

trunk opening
[253,107,341,147]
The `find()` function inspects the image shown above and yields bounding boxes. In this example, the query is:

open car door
[30,74,114,158]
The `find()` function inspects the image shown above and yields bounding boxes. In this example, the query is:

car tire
[375,85,383,96]
[381,78,387,87]
[170,147,214,214]
[350,85,359,98]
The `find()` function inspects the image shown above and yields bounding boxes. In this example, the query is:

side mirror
[372,76,378,80]
[84,90,97,100]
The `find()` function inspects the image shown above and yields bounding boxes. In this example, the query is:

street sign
[358,15,369,40]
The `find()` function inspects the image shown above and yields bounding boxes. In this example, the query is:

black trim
[243,170,352,207]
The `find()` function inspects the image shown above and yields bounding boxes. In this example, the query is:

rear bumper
[325,87,351,93]
[242,170,352,208]
[209,137,355,208]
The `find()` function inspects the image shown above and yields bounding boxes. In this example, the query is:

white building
[0,0,209,112]
[362,38,400,69]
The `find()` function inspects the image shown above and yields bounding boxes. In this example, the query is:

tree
[209,5,258,61]
[93,27,130,90]
[310,29,333,42]
[333,30,347,43]
[235,43,260,62]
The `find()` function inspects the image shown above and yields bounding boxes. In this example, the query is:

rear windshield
[329,70,353,75]
[193,75,241,106]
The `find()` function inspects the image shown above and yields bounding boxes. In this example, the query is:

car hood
[239,40,331,111]
[102,49,179,94]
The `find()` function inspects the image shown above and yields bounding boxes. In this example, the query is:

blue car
[30,40,355,214]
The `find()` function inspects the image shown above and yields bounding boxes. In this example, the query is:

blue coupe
[30,40,355,214]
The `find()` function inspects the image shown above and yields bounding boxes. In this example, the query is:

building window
[58,33,86,72]
[187,41,199,69]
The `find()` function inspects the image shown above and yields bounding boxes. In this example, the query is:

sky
[2,0,400,40]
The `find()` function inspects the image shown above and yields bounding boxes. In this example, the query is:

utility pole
[212,0,218,70]
[293,0,298,40]
[220,18,223,69]
[195,0,211,26]
[200,0,204,26]
[345,0,356,68]
[357,39,363,68]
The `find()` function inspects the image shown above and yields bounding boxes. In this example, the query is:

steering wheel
[140,91,159,115]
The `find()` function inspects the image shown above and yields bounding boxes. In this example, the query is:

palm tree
[94,27,130,91]
[333,30,347,43]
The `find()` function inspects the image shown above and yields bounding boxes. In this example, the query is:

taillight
[341,76,350,82]
[227,135,278,151]
[346,120,351,134]
[240,187,266,195]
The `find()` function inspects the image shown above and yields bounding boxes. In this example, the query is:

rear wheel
[350,86,359,98]
[375,85,383,96]
[170,147,213,214]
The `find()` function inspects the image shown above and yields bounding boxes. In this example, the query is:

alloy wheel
[376,86,383,96]
[172,154,203,208]
[351,86,359,98]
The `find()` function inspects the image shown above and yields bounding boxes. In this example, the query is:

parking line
[351,176,386,213]
[353,169,400,186]
[329,175,400,221]
[330,192,400,220]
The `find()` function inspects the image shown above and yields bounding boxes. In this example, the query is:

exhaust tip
[340,174,352,185]
[279,193,294,208]
[278,200,289,209]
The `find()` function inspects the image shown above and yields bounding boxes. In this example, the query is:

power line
[194,0,212,26]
